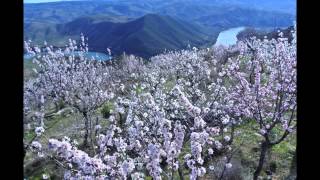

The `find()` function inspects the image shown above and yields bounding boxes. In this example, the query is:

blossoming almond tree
[225,28,297,179]
[24,36,114,152]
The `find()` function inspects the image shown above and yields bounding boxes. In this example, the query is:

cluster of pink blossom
[48,138,107,178]
[226,28,296,137]
[146,144,162,180]
[173,86,201,117]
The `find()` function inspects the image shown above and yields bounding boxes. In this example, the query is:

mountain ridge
[25,14,215,58]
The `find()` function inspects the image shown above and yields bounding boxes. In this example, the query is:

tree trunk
[89,115,95,154]
[89,114,92,142]
[219,166,227,180]
[95,117,99,137]
[40,118,44,127]
[286,150,297,180]
[171,167,174,180]
[253,141,269,180]
[119,113,124,128]
[83,112,89,147]
[178,165,185,180]
[177,161,185,180]
[54,101,59,112]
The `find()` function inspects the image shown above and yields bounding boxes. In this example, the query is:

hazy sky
[24,0,77,3]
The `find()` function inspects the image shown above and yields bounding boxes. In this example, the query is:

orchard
[24,27,296,180]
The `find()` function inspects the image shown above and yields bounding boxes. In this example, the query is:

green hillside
[25,14,216,58]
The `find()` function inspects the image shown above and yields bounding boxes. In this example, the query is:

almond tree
[24,36,114,150]
[225,28,297,179]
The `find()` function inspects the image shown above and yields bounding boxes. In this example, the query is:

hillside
[24,1,151,24]
[24,21,76,45]
[25,14,215,58]
[24,1,295,29]
[236,26,295,42]
[184,0,296,14]
[194,7,295,29]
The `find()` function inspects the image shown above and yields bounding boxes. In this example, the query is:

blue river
[215,27,246,46]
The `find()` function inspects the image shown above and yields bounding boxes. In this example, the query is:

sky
[25,0,64,3]
[24,0,83,3]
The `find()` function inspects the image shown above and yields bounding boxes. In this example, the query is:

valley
[24,0,295,58]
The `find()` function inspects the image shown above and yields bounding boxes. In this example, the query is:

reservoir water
[24,51,112,61]
[215,27,246,46]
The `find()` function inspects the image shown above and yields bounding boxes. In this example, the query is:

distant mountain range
[24,0,295,58]
[24,0,295,26]
[194,8,294,29]
[25,14,215,58]
[25,0,295,15]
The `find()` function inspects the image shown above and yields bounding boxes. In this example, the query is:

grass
[135,84,143,94]
[99,101,114,118]
[24,59,39,80]
[24,130,36,142]
[24,159,63,180]
[164,79,176,91]
[24,109,83,179]
[231,120,296,179]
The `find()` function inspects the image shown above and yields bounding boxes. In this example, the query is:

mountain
[194,7,295,29]
[24,21,74,45]
[24,0,295,58]
[24,0,295,28]
[24,1,152,24]
[182,0,296,14]
[78,0,296,15]
[25,14,215,58]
